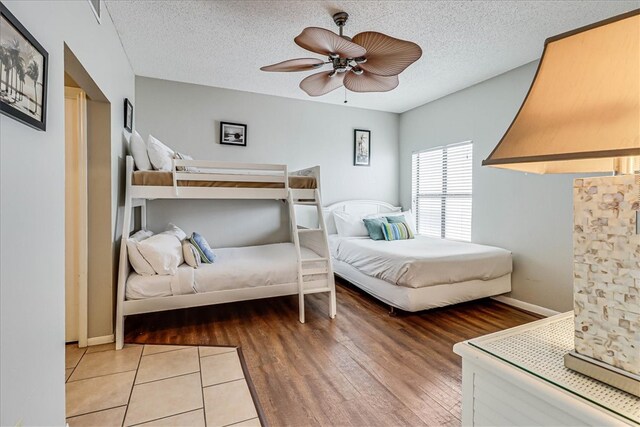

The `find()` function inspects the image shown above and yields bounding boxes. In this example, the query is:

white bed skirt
[333,259,511,312]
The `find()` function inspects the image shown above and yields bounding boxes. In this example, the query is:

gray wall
[136,77,400,247]
[400,61,577,312]
[0,1,134,424]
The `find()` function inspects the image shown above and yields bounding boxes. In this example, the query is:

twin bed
[323,200,512,311]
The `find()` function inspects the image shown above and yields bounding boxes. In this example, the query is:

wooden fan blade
[295,27,366,58]
[300,71,345,96]
[352,32,422,76]
[343,71,398,93]
[260,58,326,72]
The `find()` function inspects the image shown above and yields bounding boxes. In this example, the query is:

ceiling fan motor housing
[333,12,349,28]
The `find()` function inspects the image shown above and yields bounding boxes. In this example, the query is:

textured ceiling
[105,1,639,113]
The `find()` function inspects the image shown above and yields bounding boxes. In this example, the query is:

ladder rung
[297,228,322,234]
[301,279,328,291]
[294,201,317,205]
[301,257,328,263]
[303,287,332,295]
[302,267,328,275]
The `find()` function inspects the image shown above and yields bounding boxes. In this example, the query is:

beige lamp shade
[483,10,640,174]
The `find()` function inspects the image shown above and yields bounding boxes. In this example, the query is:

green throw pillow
[386,215,406,224]
[363,217,389,240]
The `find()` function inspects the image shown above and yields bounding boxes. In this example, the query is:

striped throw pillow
[381,222,415,241]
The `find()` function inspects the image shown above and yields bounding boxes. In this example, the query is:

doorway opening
[64,45,112,347]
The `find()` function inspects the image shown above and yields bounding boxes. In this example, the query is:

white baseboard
[491,295,560,317]
[87,334,115,346]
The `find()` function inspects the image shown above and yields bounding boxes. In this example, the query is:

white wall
[400,61,578,312]
[135,77,399,247]
[0,1,134,424]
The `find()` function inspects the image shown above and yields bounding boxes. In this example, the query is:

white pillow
[363,207,402,219]
[126,230,156,276]
[322,209,338,235]
[147,135,175,171]
[129,130,152,171]
[182,240,201,268]
[137,233,184,275]
[163,223,187,241]
[333,211,369,237]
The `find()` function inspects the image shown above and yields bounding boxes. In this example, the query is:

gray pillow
[363,217,389,241]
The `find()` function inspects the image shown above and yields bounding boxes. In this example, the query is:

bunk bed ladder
[287,189,337,323]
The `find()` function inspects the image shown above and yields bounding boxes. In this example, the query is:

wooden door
[65,87,88,346]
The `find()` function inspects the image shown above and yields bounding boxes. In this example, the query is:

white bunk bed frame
[115,156,336,349]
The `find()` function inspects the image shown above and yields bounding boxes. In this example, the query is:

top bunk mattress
[329,235,512,289]
[132,170,316,189]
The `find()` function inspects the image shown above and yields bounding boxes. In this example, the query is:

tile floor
[65,343,262,426]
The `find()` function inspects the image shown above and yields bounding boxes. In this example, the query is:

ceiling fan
[260,12,422,97]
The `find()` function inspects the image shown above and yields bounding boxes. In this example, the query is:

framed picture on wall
[220,122,247,146]
[354,129,370,166]
[124,98,133,131]
[0,2,48,131]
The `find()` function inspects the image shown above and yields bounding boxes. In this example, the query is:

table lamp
[484,9,639,396]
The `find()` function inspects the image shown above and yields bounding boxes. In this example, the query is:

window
[411,141,472,241]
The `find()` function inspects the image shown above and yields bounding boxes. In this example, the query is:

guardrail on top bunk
[126,155,291,200]
[172,158,289,197]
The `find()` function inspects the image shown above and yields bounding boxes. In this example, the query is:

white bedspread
[126,264,195,300]
[194,243,317,293]
[126,242,318,299]
[329,235,512,289]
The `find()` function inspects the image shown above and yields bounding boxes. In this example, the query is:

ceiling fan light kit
[261,12,422,97]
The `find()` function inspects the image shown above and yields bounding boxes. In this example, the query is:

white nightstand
[453,312,639,426]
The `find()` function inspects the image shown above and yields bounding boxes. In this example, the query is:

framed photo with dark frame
[124,98,133,132]
[0,2,48,131]
[354,129,371,166]
[220,122,247,146]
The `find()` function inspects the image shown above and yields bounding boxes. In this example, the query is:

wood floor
[125,279,540,426]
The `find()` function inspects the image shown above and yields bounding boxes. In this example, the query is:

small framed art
[354,129,370,166]
[0,2,48,131]
[220,122,247,146]
[124,98,133,132]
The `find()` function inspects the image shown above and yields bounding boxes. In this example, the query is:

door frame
[65,86,88,347]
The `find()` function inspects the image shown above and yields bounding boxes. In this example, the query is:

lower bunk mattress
[126,242,319,300]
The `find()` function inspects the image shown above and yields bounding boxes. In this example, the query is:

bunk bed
[115,156,336,350]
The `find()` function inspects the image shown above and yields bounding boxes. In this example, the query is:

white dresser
[453,313,639,426]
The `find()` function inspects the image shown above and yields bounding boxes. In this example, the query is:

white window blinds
[411,141,473,241]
